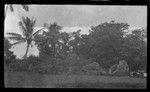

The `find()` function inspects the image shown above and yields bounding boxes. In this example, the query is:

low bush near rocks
[6,56,42,72]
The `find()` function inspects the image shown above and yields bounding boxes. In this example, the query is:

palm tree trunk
[23,43,30,59]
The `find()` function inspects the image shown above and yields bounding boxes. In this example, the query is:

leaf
[7,33,22,38]
[12,40,26,45]
[33,27,45,36]
[18,21,27,36]
[20,17,36,37]
[4,38,11,50]
[22,5,29,11]
[7,36,25,41]
[9,5,14,12]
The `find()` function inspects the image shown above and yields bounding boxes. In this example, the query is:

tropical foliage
[4,6,147,76]
[7,17,44,59]
[4,38,16,66]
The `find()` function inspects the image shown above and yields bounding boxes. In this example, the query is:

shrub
[9,59,29,72]
[7,56,42,72]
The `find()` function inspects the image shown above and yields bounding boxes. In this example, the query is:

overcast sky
[4,5,147,58]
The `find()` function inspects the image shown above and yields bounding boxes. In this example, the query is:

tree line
[4,5,147,72]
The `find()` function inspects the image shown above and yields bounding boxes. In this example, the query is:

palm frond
[5,5,9,17]
[31,17,36,27]
[9,5,14,12]
[23,17,36,34]
[22,17,28,29]
[7,33,22,38]
[33,27,45,36]
[20,17,36,36]
[21,5,29,11]
[19,21,27,36]
[26,17,30,27]
[7,36,25,41]
[12,40,26,45]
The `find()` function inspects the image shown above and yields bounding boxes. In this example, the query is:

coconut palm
[5,4,29,18]
[7,17,44,59]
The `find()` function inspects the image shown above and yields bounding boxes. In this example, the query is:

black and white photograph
[4,4,147,88]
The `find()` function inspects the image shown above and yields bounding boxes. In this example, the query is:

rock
[97,67,107,75]
[108,64,118,74]
[109,60,129,76]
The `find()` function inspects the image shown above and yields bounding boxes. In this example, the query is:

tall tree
[7,17,44,59]
[122,28,147,71]
[76,21,130,69]
[68,29,82,55]
[59,32,71,57]
[35,22,62,58]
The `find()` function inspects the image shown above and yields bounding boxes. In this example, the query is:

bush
[29,57,68,74]
[9,59,29,72]
[7,56,42,72]
[24,56,42,69]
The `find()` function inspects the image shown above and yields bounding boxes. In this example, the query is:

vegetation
[4,5,147,76]
[7,17,44,59]
[4,38,16,68]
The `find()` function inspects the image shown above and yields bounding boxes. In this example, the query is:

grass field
[4,71,147,88]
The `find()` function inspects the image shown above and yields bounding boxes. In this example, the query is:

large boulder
[66,66,83,75]
[79,58,95,66]
[97,67,107,75]
[65,58,97,75]
[81,62,100,75]
[108,60,129,76]
[108,64,118,74]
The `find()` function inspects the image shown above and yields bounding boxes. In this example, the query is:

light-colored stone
[109,60,129,76]
[108,64,118,74]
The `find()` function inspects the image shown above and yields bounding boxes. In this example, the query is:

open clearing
[4,71,146,88]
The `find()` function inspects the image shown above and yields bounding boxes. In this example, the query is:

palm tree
[7,17,44,59]
[5,4,29,18]
[35,22,62,58]
[44,22,62,58]
[59,32,71,56]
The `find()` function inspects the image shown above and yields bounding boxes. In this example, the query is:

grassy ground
[4,71,146,88]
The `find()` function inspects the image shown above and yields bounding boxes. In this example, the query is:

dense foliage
[4,6,147,75]
[4,38,16,66]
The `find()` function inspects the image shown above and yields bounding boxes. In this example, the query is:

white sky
[4,5,147,59]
